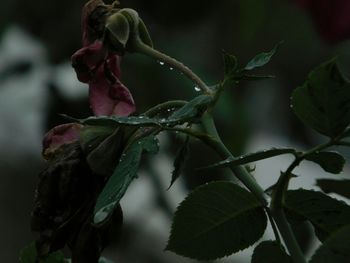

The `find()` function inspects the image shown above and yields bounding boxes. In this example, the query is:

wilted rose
[72,0,136,117]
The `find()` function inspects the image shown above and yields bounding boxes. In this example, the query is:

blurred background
[1,0,350,262]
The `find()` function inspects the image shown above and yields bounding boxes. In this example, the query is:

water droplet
[194,86,200,92]
[158,61,165,66]
[169,67,174,71]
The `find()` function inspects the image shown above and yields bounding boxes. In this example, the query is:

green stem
[132,40,213,95]
[272,209,306,263]
[270,140,334,263]
[201,113,267,206]
[164,123,267,206]
[143,100,187,117]
[145,163,174,219]
[266,208,281,243]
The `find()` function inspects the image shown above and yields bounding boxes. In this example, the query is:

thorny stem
[266,208,281,243]
[272,210,306,263]
[131,38,332,263]
[132,40,213,95]
[200,113,268,206]
[270,140,335,263]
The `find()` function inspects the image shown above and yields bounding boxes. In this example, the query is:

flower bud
[105,12,130,53]
[42,123,83,159]
[105,8,153,54]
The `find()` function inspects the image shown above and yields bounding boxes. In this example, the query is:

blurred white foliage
[0,26,87,160]
[0,26,48,158]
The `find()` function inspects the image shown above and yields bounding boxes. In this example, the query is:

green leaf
[140,135,159,154]
[252,241,292,263]
[291,59,350,138]
[316,179,350,199]
[84,128,124,176]
[67,258,114,263]
[168,95,213,123]
[79,125,116,155]
[244,42,281,71]
[98,257,114,263]
[198,148,296,170]
[166,181,267,260]
[93,136,156,224]
[284,189,350,242]
[168,136,190,189]
[81,116,161,128]
[223,51,238,78]
[340,128,350,138]
[240,74,275,81]
[43,252,67,263]
[305,151,346,174]
[19,243,66,263]
[81,96,212,129]
[19,243,36,263]
[310,225,350,263]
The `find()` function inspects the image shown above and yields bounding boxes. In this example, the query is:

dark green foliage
[81,116,161,128]
[289,219,314,254]
[98,258,114,263]
[305,151,346,174]
[166,182,267,260]
[222,43,279,83]
[291,59,350,138]
[20,242,66,263]
[168,136,190,189]
[83,128,125,176]
[199,148,296,170]
[168,95,213,123]
[284,189,350,242]
[81,95,212,128]
[252,241,292,263]
[244,42,282,71]
[310,225,350,263]
[94,136,158,224]
[223,51,238,79]
[316,179,350,199]
[79,126,116,156]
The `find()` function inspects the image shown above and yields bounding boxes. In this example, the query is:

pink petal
[71,41,106,83]
[42,123,83,159]
[89,74,135,116]
[106,54,122,78]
